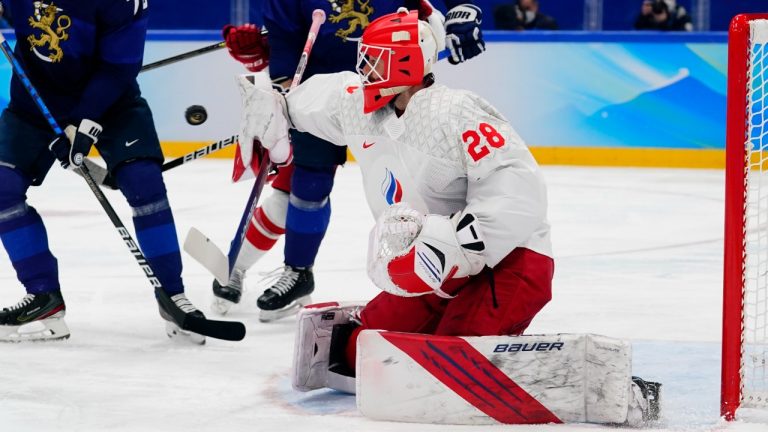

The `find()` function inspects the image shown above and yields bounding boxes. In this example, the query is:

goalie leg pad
[292,301,365,392]
[326,323,358,394]
[358,332,647,425]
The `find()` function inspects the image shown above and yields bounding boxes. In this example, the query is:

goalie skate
[0,291,70,342]
[158,293,206,345]
[631,376,662,423]
[211,269,245,315]
[257,265,314,322]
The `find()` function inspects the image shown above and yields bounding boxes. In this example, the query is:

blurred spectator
[494,0,558,31]
[634,0,693,31]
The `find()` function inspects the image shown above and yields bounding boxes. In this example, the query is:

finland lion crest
[27,1,71,63]
[327,0,374,41]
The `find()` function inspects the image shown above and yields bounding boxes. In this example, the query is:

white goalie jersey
[286,71,552,266]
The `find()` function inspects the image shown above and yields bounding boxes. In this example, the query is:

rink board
[357,331,633,425]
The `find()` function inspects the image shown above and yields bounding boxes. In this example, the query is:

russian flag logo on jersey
[380,169,403,205]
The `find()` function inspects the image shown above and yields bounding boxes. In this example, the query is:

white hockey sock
[236,189,288,270]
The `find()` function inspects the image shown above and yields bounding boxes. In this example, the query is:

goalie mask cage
[723,13,768,421]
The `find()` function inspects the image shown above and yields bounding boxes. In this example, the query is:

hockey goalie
[239,7,660,426]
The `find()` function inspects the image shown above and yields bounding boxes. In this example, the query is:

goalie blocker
[293,303,660,426]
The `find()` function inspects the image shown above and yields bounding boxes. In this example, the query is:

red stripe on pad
[381,332,561,425]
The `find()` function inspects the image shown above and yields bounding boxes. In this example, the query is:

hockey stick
[0,33,245,342]
[140,41,225,73]
[184,9,327,284]
[162,134,239,171]
[97,135,239,189]
[184,137,270,285]
[139,28,269,74]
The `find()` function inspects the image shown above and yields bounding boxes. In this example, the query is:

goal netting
[723,14,768,421]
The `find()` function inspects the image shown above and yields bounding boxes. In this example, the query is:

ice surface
[0,161,765,431]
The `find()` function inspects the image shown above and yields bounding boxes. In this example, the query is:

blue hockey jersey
[5,0,148,124]
[263,0,467,81]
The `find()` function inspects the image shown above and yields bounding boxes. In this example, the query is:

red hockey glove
[223,24,270,72]
[416,0,433,20]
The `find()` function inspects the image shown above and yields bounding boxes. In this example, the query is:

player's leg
[211,164,291,314]
[257,130,346,322]
[0,107,69,341]
[98,97,203,343]
[434,247,554,336]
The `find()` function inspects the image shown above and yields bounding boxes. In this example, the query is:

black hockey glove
[445,4,486,65]
[49,119,102,170]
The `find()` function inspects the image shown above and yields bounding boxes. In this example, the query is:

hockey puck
[185,105,208,126]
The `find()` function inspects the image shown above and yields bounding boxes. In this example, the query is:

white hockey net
[742,18,768,410]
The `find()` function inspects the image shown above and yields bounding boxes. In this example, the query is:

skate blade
[211,297,236,316]
[0,314,70,342]
[259,295,312,323]
[165,321,206,345]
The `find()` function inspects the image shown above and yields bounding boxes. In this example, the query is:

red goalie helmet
[357,8,440,113]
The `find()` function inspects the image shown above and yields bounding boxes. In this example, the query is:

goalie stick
[184,9,327,283]
[0,32,246,342]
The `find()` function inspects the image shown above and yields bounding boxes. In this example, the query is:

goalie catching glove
[235,72,292,182]
[48,119,102,170]
[367,203,486,298]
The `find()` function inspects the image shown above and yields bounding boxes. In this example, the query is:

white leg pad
[357,332,640,425]
[292,301,366,392]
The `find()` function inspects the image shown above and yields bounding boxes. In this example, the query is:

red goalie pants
[269,161,294,193]
[346,247,554,369]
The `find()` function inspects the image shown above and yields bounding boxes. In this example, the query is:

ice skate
[158,292,206,345]
[0,291,70,342]
[257,265,314,322]
[211,269,245,315]
[632,376,662,422]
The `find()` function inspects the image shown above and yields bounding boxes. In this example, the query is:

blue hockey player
[0,0,208,343]
[214,0,486,321]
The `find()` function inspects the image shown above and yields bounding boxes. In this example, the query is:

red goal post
[723,13,768,421]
